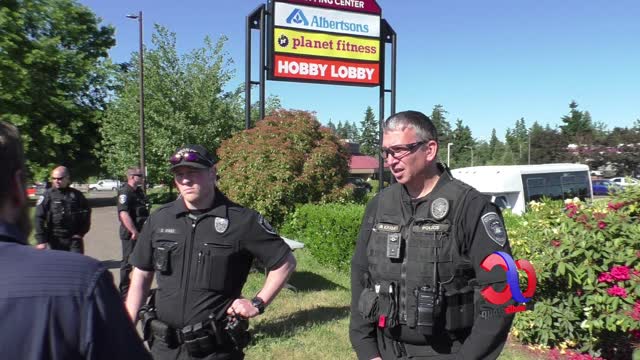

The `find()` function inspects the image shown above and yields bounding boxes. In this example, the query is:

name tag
[376,223,400,232]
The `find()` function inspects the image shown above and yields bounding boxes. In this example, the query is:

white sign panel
[274,2,380,38]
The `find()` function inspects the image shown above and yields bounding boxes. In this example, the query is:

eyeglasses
[131,174,143,177]
[169,151,213,166]
[380,141,426,159]
[51,176,67,181]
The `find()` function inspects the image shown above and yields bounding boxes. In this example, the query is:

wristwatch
[251,296,266,314]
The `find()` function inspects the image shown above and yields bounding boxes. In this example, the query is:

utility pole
[126,11,146,190]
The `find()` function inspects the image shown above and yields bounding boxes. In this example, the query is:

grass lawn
[241,249,537,360]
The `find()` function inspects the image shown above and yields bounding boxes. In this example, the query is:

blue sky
[79,0,640,141]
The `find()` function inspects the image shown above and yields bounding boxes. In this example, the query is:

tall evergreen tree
[431,104,451,144]
[451,119,475,168]
[326,119,337,133]
[359,106,378,156]
[560,100,593,145]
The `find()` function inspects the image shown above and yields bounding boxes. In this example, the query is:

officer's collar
[400,163,452,204]
[172,187,228,219]
[0,221,27,245]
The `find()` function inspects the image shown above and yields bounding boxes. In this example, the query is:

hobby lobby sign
[274,55,378,85]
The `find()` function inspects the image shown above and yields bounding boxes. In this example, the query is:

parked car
[347,177,372,192]
[592,179,621,196]
[608,177,639,187]
[89,179,121,191]
[27,183,47,198]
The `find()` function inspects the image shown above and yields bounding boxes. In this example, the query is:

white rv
[451,164,593,215]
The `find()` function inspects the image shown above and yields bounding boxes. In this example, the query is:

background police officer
[125,144,297,360]
[117,166,149,299]
[35,166,91,253]
[349,111,514,359]
[0,121,152,360]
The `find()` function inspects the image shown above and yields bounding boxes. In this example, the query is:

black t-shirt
[117,184,149,239]
[129,188,291,328]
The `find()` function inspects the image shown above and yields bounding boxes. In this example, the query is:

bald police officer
[117,167,150,299]
[35,166,90,253]
[350,111,514,359]
[125,144,297,360]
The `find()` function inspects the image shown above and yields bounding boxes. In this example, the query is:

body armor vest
[47,189,88,238]
[365,177,476,343]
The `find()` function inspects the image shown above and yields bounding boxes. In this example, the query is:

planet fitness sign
[269,0,382,86]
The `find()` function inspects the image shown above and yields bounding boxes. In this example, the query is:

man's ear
[425,140,439,162]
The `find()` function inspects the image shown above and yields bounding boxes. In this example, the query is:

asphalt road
[83,195,123,286]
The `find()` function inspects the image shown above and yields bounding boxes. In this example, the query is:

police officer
[35,166,91,253]
[0,121,152,360]
[349,111,514,359]
[125,144,297,360]
[118,167,150,299]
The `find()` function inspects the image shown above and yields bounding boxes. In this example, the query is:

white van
[451,164,592,215]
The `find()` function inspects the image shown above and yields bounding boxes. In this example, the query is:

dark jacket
[34,187,91,243]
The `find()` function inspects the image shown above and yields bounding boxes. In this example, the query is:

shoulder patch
[119,194,127,204]
[258,214,277,235]
[36,195,45,206]
[481,212,507,247]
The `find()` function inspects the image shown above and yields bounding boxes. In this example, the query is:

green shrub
[281,203,365,271]
[507,187,640,358]
[217,110,350,227]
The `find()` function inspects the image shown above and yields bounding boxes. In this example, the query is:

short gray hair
[383,110,438,143]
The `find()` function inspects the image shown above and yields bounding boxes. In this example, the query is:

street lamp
[126,11,146,190]
[447,142,454,168]
[465,146,474,167]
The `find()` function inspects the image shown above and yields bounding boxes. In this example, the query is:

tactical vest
[132,189,150,230]
[46,189,87,238]
[363,177,476,344]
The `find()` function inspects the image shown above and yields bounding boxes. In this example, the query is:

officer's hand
[227,298,259,318]
[131,231,139,241]
[35,243,47,250]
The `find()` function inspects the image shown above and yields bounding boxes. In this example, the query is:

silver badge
[258,214,277,235]
[36,195,45,206]
[481,212,507,247]
[431,198,449,220]
[214,217,229,233]
[119,194,127,204]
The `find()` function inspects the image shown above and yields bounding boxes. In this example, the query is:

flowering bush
[507,185,640,359]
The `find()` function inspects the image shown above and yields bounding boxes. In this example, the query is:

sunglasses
[130,174,143,177]
[51,176,67,181]
[380,141,426,159]
[169,151,213,166]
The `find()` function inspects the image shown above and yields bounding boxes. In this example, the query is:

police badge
[430,198,449,220]
[258,214,277,235]
[119,194,127,205]
[214,217,229,233]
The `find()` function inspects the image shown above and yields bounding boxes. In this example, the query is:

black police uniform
[35,186,91,253]
[350,165,514,359]
[117,183,150,297]
[129,187,292,360]
[0,221,152,360]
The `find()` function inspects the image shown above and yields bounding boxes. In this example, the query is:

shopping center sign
[269,0,382,86]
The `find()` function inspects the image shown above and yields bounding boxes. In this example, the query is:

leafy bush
[281,203,365,271]
[217,110,350,226]
[507,187,640,358]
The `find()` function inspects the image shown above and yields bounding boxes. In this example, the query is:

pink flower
[631,301,640,321]
[576,289,583,296]
[610,265,630,281]
[598,272,614,283]
[607,201,624,211]
[597,221,607,229]
[565,203,578,218]
[593,212,606,221]
[607,285,627,298]
[631,329,640,340]
[551,240,561,247]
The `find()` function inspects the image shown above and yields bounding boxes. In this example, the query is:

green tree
[249,94,283,127]
[0,0,116,180]
[431,104,451,144]
[451,119,475,168]
[326,119,337,133]
[217,109,350,226]
[99,25,243,186]
[560,100,593,145]
[359,106,378,156]
[488,128,503,163]
[529,123,570,164]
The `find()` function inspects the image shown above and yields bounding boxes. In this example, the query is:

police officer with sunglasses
[349,111,515,359]
[125,145,297,360]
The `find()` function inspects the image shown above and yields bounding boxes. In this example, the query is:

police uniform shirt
[117,183,149,239]
[34,187,91,243]
[129,187,292,329]
[0,222,152,360]
[349,170,514,360]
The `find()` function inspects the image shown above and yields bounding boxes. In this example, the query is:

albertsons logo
[286,9,309,26]
[285,8,370,35]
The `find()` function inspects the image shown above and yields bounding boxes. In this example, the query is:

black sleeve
[129,212,155,271]
[240,211,291,270]
[117,186,132,214]
[34,192,49,244]
[78,191,91,236]
[349,196,380,360]
[458,193,514,360]
[84,268,153,360]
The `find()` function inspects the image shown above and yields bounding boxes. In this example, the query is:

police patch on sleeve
[481,212,507,247]
[119,194,127,204]
[36,195,44,206]
[258,214,277,235]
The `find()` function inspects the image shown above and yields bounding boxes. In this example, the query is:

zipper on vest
[400,216,413,322]
[182,214,198,325]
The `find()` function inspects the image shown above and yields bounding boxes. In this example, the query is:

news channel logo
[480,251,537,313]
